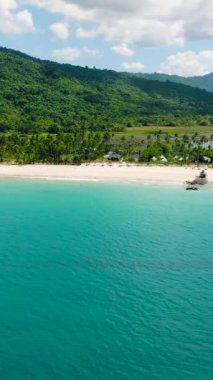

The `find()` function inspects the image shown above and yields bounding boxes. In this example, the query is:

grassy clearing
[115,126,213,138]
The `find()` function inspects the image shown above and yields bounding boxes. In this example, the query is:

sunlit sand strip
[0,164,212,185]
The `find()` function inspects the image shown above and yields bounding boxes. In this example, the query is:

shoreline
[0,164,212,185]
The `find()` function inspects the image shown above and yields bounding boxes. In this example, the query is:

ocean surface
[0,180,212,380]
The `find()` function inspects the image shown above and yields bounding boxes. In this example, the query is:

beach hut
[203,156,211,163]
[104,152,121,161]
[160,155,168,163]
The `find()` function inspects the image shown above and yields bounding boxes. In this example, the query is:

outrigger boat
[186,186,199,191]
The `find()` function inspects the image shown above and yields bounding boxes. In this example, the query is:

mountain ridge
[126,72,213,93]
[1,46,213,133]
[1,46,213,92]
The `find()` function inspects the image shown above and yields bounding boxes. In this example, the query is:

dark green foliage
[1,47,213,164]
[0,131,111,164]
[0,130,213,164]
[129,72,213,94]
[1,47,213,134]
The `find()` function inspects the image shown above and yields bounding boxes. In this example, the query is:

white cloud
[50,22,69,40]
[112,43,135,57]
[105,19,184,47]
[53,47,81,61]
[0,0,35,35]
[0,0,17,12]
[122,62,145,72]
[22,0,97,22]
[52,46,100,62]
[21,0,213,48]
[82,47,100,57]
[160,50,213,76]
[76,27,98,39]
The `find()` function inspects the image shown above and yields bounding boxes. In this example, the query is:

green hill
[1,47,213,134]
[130,72,213,94]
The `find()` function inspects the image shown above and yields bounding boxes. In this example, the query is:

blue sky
[0,0,213,76]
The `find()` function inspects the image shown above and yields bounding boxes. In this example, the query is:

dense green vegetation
[0,131,111,164]
[0,131,212,165]
[1,47,213,135]
[0,47,213,164]
[129,72,213,94]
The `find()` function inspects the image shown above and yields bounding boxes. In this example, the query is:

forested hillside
[131,72,213,94]
[1,47,213,134]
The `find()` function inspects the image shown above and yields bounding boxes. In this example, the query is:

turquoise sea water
[0,180,212,380]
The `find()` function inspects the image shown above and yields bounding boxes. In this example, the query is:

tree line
[0,131,213,164]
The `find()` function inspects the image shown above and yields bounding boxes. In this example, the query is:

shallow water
[0,180,212,379]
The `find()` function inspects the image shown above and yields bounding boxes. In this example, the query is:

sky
[0,0,213,76]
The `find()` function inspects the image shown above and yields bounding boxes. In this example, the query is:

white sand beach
[0,164,212,184]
